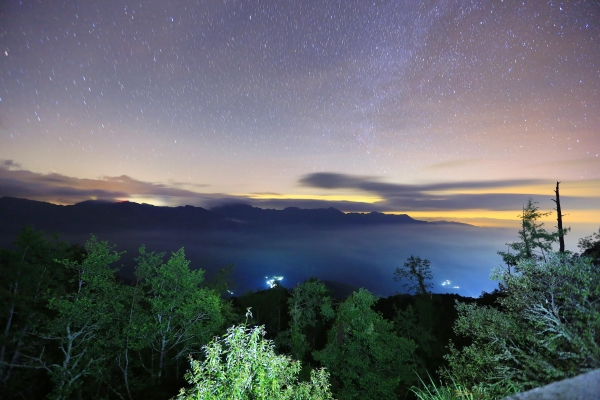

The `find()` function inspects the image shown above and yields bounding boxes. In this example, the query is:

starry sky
[1,0,600,227]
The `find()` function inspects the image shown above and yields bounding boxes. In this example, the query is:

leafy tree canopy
[283,278,334,361]
[578,228,600,264]
[41,235,124,399]
[314,288,417,400]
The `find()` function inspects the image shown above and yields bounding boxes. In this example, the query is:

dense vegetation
[1,199,599,399]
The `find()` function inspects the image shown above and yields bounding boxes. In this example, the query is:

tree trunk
[552,181,565,253]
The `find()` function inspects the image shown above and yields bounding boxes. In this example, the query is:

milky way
[2,0,600,295]
[1,0,599,209]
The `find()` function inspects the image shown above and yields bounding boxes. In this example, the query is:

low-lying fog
[63,223,518,298]
[3,212,594,298]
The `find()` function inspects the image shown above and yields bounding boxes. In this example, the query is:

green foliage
[313,288,417,400]
[41,235,125,399]
[5,217,598,399]
[394,302,436,374]
[410,371,518,400]
[578,227,600,264]
[283,278,334,361]
[0,227,78,397]
[394,256,434,295]
[442,254,600,398]
[0,232,230,399]
[442,303,534,397]
[175,316,333,400]
[135,246,225,382]
[494,255,600,372]
[0,231,229,398]
[498,199,559,271]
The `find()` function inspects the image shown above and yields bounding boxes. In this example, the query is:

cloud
[168,180,209,189]
[1,162,598,216]
[0,161,206,205]
[298,172,600,211]
[299,172,549,192]
[536,156,600,169]
[1,160,21,170]
[427,159,482,170]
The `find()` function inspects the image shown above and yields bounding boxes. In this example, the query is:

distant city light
[266,276,283,288]
[441,280,460,289]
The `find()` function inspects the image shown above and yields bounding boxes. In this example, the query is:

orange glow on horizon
[240,193,384,204]
[380,209,600,227]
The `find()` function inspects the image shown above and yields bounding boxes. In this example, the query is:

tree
[551,181,568,253]
[238,283,289,338]
[442,254,600,398]
[283,278,334,361]
[313,289,417,400]
[136,247,224,384]
[393,303,436,376]
[394,256,433,296]
[113,245,163,400]
[0,227,79,398]
[498,198,559,273]
[32,235,125,399]
[175,312,333,400]
[578,228,600,265]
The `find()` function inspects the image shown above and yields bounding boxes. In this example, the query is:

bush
[175,312,333,400]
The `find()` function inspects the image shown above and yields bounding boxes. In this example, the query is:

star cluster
[1,0,599,202]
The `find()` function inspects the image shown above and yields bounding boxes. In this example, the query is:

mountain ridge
[0,196,471,235]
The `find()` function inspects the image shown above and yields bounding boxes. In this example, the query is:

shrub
[175,311,333,400]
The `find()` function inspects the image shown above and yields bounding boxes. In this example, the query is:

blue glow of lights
[441,280,459,289]
[265,276,283,288]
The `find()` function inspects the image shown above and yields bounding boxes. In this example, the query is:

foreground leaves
[176,318,333,400]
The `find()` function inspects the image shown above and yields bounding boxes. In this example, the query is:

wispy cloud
[298,172,600,211]
[427,159,482,170]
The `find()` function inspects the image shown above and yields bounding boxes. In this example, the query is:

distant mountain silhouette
[0,197,227,234]
[213,203,428,226]
[0,196,470,237]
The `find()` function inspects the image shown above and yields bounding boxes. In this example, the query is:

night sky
[1,1,600,293]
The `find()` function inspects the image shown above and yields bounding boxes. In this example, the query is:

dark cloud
[1,160,21,170]
[0,164,206,204]
[298,172,599,211]
[299,172,549,192]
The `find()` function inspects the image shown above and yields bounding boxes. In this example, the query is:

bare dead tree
[551,181,565,253]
